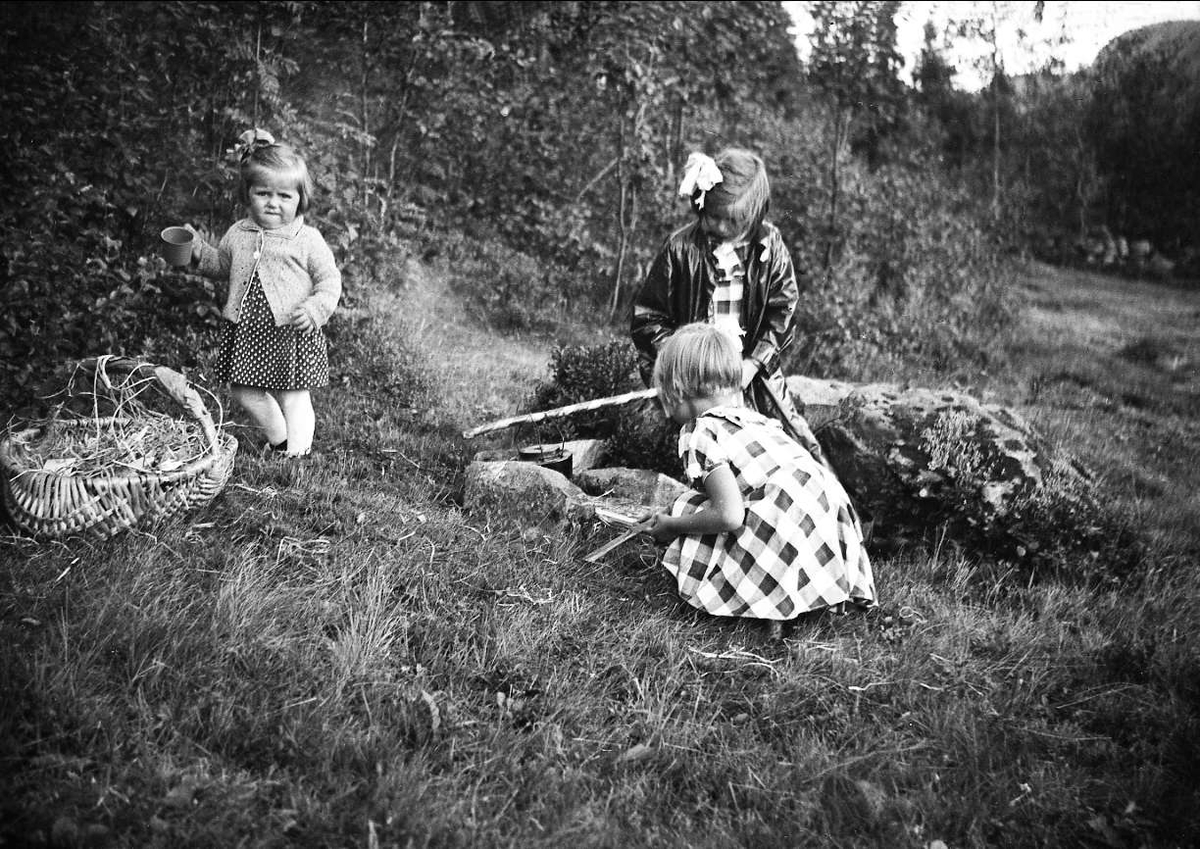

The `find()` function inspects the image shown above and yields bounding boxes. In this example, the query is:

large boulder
[789,376,1097,555]
[464,378,1104,563]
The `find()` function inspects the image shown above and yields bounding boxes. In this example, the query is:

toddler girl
[638,323,875,622]
[188,129,341,457]
[630,147,825,462]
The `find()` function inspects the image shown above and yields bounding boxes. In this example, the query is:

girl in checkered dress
[187,130,341,458]
[639,324,875,621]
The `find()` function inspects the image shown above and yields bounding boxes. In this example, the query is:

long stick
[756,374,831,469]
[582,527,642,564]
[462,388,658,439]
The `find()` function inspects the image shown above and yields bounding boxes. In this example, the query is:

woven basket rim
[0,424,236,487]
[1,436,238,539]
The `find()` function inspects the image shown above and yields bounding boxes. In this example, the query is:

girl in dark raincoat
[630,147,825,461]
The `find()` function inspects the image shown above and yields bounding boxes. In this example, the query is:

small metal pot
[518,443,573,477]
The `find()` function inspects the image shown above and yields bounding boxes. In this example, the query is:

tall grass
[3,258,1200,848]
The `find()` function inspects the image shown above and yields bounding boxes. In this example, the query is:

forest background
[2,2,1200,848]
[3,0,1198,402]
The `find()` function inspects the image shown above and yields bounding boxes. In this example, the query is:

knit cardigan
[195,216,342,329]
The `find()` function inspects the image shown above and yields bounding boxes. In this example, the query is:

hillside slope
[3,257,1200,848]
[365,255,557,430]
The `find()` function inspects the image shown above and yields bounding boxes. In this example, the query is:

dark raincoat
[629,219,827,463]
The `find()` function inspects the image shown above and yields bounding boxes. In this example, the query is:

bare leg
[274,389,315,454]
[231,384,287,445]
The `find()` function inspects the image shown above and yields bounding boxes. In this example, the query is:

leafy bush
[527,341,641,436]
[607,404,684,479]
[525,340,682,476]
[0,225,225,411]
[437,232,584,334]
[786,157,1016,380]
[998,463,1146,585]
[325,314,433,412]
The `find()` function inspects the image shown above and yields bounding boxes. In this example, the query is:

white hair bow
[678,152,723,209]
[231,128,276,162]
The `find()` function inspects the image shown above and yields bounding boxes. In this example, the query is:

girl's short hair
[652,323,742,407]
[696,147,771,236]
[239,142,314,214]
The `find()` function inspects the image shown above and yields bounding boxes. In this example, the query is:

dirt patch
[379,258,551,428]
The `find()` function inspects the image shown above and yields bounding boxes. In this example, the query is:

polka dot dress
[215,272,330,389]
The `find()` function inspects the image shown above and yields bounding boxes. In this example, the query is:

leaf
[616,743,654,763]
[420,689,440,735]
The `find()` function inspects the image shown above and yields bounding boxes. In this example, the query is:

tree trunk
[611,182,637,321]
[992,80,1001,221]
[990,1,1001,221]
[361,16,373,220]
[612,121,629,319]
[824,105,845,268]
[252,23,262,127]
[669,97,684,187]
[612,183,631,320]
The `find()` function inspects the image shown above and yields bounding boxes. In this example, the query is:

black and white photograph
[2,1,1198,846]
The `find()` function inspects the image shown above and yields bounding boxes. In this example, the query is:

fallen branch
[462,388,658,439]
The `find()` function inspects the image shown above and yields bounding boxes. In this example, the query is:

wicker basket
[1,356,238,540]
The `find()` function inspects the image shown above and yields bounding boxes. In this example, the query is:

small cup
[160,226,194,267]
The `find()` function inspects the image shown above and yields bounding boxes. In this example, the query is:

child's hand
[183,224,208,263]
[636,513,676,544]
[289,307,317,334]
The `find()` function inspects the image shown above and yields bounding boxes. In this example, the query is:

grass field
[2,258,1198,848]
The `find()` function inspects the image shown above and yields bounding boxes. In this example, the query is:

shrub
[439,229,593,334]
[525,340,682,477]
[0,228,226,412]
[785,152,1016,381]
[325,312,433,412]
[527,340,640,437]
[607,405,683,479]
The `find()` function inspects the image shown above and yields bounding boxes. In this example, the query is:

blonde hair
[652,323,742,407]
[694,147,770,236]
[238,142,314,214]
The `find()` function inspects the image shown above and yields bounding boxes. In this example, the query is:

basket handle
[151,366,220,453]
[66,356,220,453]
[34,354,223,453]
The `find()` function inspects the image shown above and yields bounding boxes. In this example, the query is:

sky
[782,1,1200,90]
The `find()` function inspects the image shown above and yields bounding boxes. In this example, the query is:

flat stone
[471,439,606,474]
[562,439,606,473]
[463,460,594,524]
[574,467,689,517]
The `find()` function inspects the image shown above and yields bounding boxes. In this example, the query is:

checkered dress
[662,406,875,620]
[708,240,745,344]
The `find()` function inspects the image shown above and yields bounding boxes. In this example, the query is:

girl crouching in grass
[637,323,875,623]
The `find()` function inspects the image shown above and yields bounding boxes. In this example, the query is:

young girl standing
[638,323,874,622]
[630,147,825,462]
[189,130,341,457]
